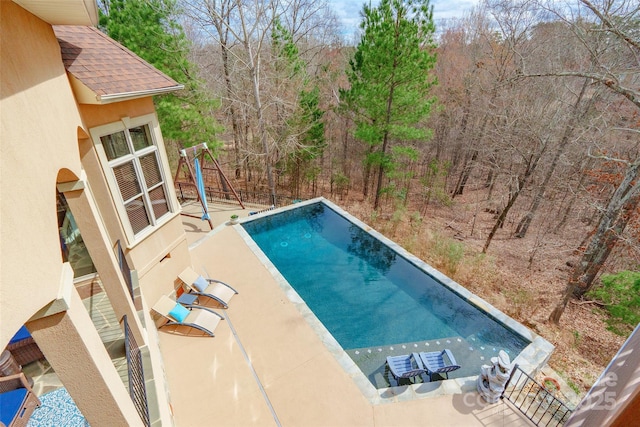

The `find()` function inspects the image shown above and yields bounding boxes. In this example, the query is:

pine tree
[99,0,220,148]
[271,18,326,198]
[341,0,438,209]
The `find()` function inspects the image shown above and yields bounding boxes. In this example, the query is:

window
[57,191,97,278]
[93,117,173,239]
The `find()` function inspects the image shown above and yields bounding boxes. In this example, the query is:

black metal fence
[116,240,134,301]
[123,315,150,427]
[176,182,300,208]
[502,364,573,426]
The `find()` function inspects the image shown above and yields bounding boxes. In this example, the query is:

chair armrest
[412,353,425,370]
[185,304,225,319]
[0,373,31,393]
[443,349,457,366]
[205,278,239,294]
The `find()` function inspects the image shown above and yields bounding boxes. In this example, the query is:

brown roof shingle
[53,25,182,101]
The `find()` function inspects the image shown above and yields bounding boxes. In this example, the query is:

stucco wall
[77,99,156,249]
[0,1,86,346]
[77,101,191,284]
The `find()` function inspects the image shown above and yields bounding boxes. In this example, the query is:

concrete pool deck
[157,200,541,426]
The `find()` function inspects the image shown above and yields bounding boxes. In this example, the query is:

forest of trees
[99,0,640,387]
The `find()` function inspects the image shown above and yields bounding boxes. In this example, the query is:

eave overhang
[13,0,98,26]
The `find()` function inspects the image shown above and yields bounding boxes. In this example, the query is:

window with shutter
[93,117,173,240]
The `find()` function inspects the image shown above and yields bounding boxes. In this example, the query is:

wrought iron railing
[123,315,150,427]
[176,182,300,207]
[116,240,134,301]
[502,364,573,426]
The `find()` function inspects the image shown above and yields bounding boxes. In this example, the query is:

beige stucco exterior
[1,1,187,425]
[77,99,192,282]
[3,1,640,427]
[1,1,87,342]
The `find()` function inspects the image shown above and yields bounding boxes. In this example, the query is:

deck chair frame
[178,267,238,308]
[152,295,224,337]
[419,349,461,381]
[386,353,427,384]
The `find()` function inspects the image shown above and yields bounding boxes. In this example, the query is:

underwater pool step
[345,337,511,389]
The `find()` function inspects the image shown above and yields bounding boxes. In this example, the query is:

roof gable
[53,25,183,104]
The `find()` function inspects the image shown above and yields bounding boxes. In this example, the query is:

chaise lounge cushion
[0,373,41,427]
[0,388,28,426]
[193,276,209,293]
[152,295,224,337]
[168,303,190,322]
[8,327,31,345]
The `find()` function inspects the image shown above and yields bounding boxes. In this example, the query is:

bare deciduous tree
[535,0,640,323]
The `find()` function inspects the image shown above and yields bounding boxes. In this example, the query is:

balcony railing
[116,240,134,301]
[176,182,300,208]
[502,364,573,426]
[123,315,150,427]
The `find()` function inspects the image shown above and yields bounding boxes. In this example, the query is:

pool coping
[233,197,555,405]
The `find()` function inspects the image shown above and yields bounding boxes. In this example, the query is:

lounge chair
[0,372,41,427]
[7,326,45,366]
[386,353,427,384]
[151,295,224,337]
[419,349,461,381]
[178,267,238,309]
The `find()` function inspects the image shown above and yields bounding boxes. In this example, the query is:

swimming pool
[240,199,549,392]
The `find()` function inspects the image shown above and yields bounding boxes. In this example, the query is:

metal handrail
[176,182,300,207]
[502,364,573,426]
[123,315,151,427]
[116,240,134,301]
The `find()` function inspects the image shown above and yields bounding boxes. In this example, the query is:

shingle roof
[53,25,183,103]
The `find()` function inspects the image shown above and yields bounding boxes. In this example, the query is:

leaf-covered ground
[337,189,628,398]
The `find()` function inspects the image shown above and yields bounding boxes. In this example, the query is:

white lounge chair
[152,295,223,337]
[178,267,238,309]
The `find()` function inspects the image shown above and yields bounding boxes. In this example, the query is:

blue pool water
[242,202,529,358]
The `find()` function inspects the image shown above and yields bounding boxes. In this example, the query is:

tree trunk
[450,87,471,196]
[342,116,350,178]
[373,50,397,210]
[243,116,252,183]
[208,1,243,180]
[572,161,640,297]
[373,115,393,209]
[484,162,495,189]
[221,45,242,179]
[251,69,276,204]
[452,93,493,198]
[482,182,520,253]
[549,280,577,324]
[363,145,373,198]
[483,152,542,253]
[516,79,591,238]
[452,149,478,197]
[237,6,276,206]
[550,159,640,323]
[554,158,593,233]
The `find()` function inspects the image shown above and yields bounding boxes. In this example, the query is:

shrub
[431,234,465,276]
[587,270,640,335]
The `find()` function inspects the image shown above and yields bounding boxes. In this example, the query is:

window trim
[90,114,178,245]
